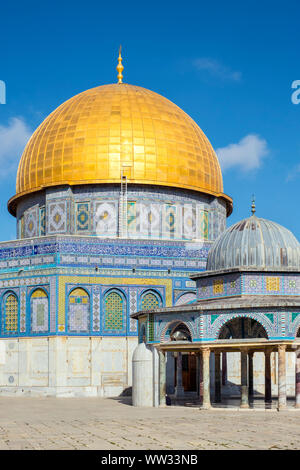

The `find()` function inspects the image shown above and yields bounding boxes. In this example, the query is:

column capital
[278,344,287,353]
[202,347,210,357]
[240,348,249,355]
[264,347,273,357]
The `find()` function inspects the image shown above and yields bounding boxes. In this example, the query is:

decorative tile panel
[197,209,209,240]
[213,279,224,295]
[31,288,49,333]
[76,202,90,232]
[92,285,100,331]
[183,204,195,239]
[39,206,46,236]
[129,289,138,332]
[20,288,26,332]
[48,201,67,234]
[24,207,38,238]
[127,202,136,234]
[68,287,90,333]
[266,276,280,292]
[95,201,117,237]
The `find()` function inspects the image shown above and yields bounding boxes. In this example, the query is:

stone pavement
[0,396,299,450]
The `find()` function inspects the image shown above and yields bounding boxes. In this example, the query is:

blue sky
[1,0,300,240]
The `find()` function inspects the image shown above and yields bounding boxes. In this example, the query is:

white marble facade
[0,336,138,397]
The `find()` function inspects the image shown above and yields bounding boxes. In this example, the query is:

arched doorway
[217,317,269,402]
[169,322,196,392]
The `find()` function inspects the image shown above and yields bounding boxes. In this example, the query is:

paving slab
[0,396,299,449]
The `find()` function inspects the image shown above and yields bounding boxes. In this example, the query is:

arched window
[68,288,90,333]
[141,291,161,311]
[104,291,124,331]
[4,293,18,334]
[31,288,49,333]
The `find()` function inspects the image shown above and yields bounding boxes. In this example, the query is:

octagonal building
[0,54,232,396]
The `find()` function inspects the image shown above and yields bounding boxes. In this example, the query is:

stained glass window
[5,294,18,333]
[141,292,160,311]
[104,291,123,331]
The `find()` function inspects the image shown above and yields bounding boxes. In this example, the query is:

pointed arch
[140,290,162,311]
[30,288,49,333]
[170,322,192,341]
[68,287,90,333]
[103,289,125,332]
[217,316,268,340]
[3,292,18,334]
[211,312,273,340]
[160,319,194,342]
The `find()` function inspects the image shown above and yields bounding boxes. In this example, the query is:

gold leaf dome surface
[9,83,232,214]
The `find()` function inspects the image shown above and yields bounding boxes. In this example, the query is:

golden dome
[8,83,232,215]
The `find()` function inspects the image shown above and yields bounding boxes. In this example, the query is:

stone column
[264,349,272,403]
[175,352,184,397]
[278,344,287,411]
[295,349,300,408]
[240,350,249,408]
[214,351,221,403]
[248,351,254,398]
[201,348,211,409]
[159,350,166,407]
[198,352,203,405]
[222,352,227,386]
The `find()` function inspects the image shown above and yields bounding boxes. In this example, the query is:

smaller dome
[207,214,300,271]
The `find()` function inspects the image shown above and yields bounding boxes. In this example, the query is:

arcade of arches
[157,318,300,410]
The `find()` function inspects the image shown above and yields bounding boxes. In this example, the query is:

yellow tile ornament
[213,279,224,294]
[266,277,280,292]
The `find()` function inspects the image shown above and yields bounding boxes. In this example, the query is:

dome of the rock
[8,83,232,215]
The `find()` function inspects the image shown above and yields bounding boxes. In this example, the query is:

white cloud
[216,134,269,172]
[286,163,300,181]
[193,58,241,82]
[0,118,31,178]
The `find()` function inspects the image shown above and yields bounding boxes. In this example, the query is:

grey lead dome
[207,215,300,271]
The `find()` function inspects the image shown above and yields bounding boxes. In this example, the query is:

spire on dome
[117,46,124,84]
[251,195,256,215]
